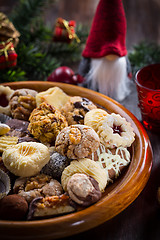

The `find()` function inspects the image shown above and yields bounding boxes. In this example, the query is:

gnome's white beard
[86,56,131,101]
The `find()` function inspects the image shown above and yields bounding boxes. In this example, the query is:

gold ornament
[0,12,20,47]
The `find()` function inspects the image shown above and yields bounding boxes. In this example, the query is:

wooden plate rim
[0,81,153,239]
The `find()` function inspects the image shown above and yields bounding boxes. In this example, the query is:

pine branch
[0,68,27,83]
[128,41,160,77]
[16,42,60,80]
[9,0,54,42]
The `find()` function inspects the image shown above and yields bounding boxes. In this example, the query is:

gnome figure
[78,0,132,101]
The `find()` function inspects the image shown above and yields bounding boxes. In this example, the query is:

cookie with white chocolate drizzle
[88,143,131,184]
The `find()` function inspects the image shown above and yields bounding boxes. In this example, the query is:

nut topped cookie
[28,102,68,144]
[55,124,100,159]
[13,174,63,203]
[9,88,37,121]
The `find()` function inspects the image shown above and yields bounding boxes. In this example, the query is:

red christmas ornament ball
[47,66,84,85]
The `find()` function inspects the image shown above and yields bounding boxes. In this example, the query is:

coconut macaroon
[28,102,68,145]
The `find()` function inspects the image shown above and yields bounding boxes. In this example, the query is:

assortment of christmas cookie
[0,85,135,221]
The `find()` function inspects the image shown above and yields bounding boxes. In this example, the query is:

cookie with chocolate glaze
[6,118,29,138]
[67,173,102,207]
[5,118,38,143]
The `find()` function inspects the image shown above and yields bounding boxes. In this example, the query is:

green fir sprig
[128,41,160,77]
[10,0,51,43]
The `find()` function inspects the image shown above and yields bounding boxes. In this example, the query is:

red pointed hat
[82,0,127,58]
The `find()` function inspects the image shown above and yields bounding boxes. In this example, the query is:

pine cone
[9,89,37,121]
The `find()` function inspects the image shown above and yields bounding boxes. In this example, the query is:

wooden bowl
[0,81,153,240]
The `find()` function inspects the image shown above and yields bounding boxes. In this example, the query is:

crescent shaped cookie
[0,123,10,135]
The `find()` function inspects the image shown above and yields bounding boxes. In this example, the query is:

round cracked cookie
[55,124,100,159]
[61,96,97,125]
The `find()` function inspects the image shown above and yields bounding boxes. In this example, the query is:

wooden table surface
[64,82,160,240]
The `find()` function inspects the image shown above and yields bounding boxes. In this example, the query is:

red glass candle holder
[135,63,160,132]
